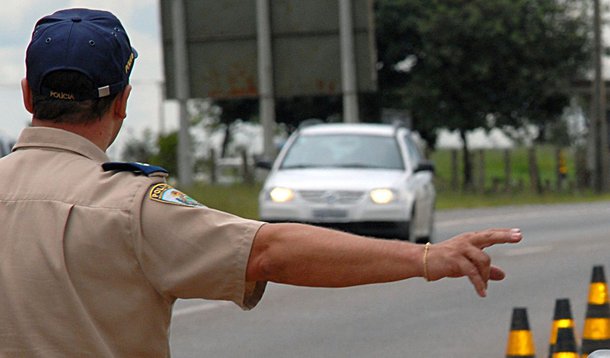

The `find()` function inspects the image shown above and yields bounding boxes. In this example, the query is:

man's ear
[21,78,34,114]
[113,84,132,120]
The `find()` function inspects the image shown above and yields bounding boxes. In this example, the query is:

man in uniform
[0,8,522,357]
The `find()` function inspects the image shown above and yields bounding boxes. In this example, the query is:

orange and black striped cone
[507,307,536,358]
[549,298,577,357]
[552,327,578,357]
[581,266,610,357]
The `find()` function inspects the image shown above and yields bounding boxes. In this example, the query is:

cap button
[71,17,82,22]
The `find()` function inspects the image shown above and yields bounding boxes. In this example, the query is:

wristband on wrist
[423,242,431,281]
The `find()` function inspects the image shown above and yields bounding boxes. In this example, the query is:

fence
[198,145,591,193]
[431,145,589,194]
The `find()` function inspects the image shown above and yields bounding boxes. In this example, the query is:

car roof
[298,123,405,136]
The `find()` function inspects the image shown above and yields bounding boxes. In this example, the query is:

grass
[188,182,262,219]
[430,145,610,209]
[183,145,610,218]
[429,145,575,192]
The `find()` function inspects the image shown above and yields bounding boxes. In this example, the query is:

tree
[121,129,179,179]
[121,128,156,163]
[189,95,345,158]
[190,98,258,159]
[375,0,590,189]
[275,95,343,132]
[151,131,179,176]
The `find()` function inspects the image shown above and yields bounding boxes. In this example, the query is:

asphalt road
[169,201,610,357]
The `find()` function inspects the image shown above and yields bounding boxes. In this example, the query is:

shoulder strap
[102,162,168,176]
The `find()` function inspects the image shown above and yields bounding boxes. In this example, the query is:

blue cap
[26,8,137,100]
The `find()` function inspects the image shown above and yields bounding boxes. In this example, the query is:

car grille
[298,190,365,204]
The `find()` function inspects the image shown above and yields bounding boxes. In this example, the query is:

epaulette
[102,162,168,176]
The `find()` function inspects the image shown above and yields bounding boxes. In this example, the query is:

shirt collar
[12,127,110,163]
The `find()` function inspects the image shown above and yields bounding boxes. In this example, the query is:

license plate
[312,209,348,220]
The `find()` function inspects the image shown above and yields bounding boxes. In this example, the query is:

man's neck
[31,118,111,152]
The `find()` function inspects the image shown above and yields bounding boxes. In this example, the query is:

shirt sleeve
[134,184,267,310]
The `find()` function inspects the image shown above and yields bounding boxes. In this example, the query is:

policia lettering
[49,91,75,100]
[149,183,204,207]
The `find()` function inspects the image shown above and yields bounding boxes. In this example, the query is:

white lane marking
[437,211,546,227]
[437,204,610,228]
[172,301,233,317]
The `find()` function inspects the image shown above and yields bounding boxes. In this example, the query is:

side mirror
[255,160,273,170]
[414,160,435,174]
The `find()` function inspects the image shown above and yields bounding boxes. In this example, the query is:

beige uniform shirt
[0,127,266,357]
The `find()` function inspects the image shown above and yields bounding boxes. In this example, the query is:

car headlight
[369,188,396,204]
[268,187,295,203]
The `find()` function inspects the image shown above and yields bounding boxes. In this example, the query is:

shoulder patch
[102,162,168,176]
[148,183,205,207]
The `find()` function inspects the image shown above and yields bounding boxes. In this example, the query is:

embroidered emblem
[148,183,204,207]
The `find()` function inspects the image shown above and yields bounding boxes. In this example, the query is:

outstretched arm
[246,223,522,297]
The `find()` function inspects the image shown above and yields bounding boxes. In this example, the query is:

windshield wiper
[334,163,383,169]
[281,164,319,169]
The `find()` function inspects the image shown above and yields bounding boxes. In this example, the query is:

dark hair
[31,70,120,124]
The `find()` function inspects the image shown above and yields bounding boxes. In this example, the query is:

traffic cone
[552,327,578,357]
[507,307,536,358]
[549,298,577,357]
[581,266,610,357]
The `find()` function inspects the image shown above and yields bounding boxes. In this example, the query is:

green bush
[186,182,261,219]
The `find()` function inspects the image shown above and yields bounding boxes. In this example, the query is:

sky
[0,0,175,158]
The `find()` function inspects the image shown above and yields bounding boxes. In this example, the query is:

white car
[258,122,436,242]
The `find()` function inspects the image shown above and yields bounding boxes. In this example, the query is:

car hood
[264,168,406,190]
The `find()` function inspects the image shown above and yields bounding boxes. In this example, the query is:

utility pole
[159,81,166,136]
[592,0,608,192]
[256,0,276,161]
[172,0,193,187]
[339,0,359,123]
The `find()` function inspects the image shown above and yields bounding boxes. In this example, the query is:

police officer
[0,8,522,356]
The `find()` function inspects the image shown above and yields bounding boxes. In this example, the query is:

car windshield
[280,133,405,170]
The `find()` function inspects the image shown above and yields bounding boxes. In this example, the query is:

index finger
[471,228,522,249]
